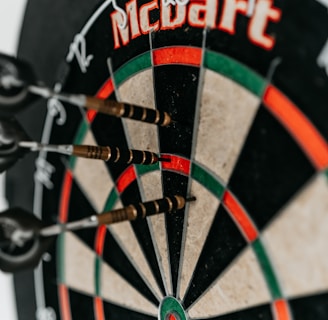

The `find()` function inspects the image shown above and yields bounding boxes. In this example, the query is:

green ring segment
[159,296,187,320]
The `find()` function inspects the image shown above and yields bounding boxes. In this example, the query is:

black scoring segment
[102,229,158,306]
[228,106,315,230]
[289,292,328,319]
[153,64,200,295]
[68,179,97,249]
[197,303,274,320]
[183,205,247,309]
[92,113,130,181]
[120,181,166,296]
[273,0,328,140]
[103,300,157,320]
[68,289,94,319]
[162,171,188,296]
[154,65,199,155]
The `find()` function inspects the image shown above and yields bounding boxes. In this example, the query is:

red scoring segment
[222,191,258,242]
[273,299,291,320]
[94,297,105,320]
[153,47,202,66]
[86,78,115,123]
[87,110,97,123]
[167,313,180,320]
[115,155,192,195]
[161,154,191,176]
[116,165,137,193]
[97,79,115,99]
[263,85,328,171]
[58,284,71,320]
[59,170,73,224]
[95,225,107,256]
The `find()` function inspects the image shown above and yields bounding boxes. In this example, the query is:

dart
[0,195,196,272]
[40,195,195,237]
[29,85,172,126]
[0,53,172,126]
[0,117,170,173]
[18,141,170,165]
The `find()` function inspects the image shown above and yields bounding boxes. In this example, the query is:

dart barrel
[72,145,160,165]
[97,195,186,225]
[85,96,171,126]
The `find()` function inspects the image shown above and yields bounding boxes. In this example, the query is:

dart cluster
[0,53,173,173]
[0,52,195,273]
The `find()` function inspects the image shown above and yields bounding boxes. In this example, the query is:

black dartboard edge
[6,1,328,320]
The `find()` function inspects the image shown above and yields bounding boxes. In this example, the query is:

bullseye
[166,313,180,320]
[159,297,187,320]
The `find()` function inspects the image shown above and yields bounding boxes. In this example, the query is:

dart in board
[1,1,328,320]
[0,195,195,272]
[0,117,170,173]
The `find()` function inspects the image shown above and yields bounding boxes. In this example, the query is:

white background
[0,2,28,319]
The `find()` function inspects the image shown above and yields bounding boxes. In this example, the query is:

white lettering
[47,97,67,126]
[219,0,248,34]
[161,1,186,29]
[112,0,128,28]
[67,34,94,73]
[247,0,256,16]
[317,39,328,76]
[34,158,55,190]
[140,0,160,33]
[110,0,282,50]
[188,0,217,28]
[162,0,190,6]
[111,0,141,49]
[248,0,281,50]
[316,0,328,75]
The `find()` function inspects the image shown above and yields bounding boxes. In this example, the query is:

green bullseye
[159,297,187,320]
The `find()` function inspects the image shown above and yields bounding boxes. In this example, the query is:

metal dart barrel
[73,145,161,165]
[19,141,166,165]
[97,195,188,225]
[84,96,172,126]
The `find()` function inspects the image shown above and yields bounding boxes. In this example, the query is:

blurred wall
[0,2,28,320]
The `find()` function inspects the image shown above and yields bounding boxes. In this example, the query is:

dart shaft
[19,141,73,155]
[40,216,98,237]
[19,142,161,165]
[28,86,172,126]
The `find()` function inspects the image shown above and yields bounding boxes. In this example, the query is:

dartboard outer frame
[6,0,328,320]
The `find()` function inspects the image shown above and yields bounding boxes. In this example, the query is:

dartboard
[7,0,328,319]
